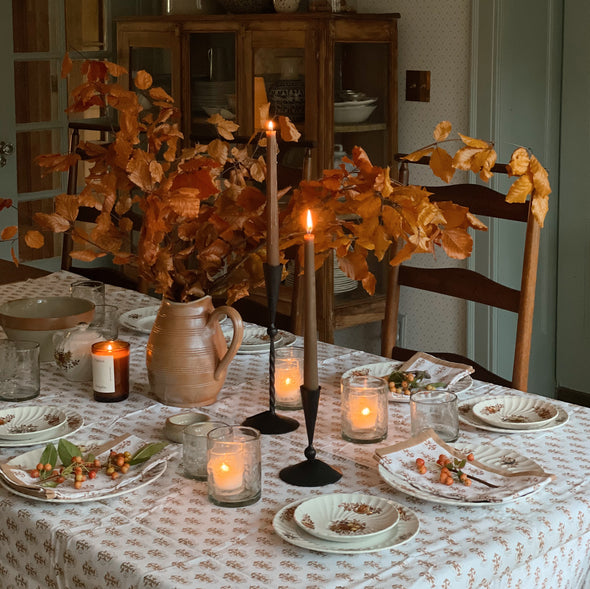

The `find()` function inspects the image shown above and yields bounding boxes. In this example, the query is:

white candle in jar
[208,450,245,493]
[275,360,302,404]
[349,394,379,430]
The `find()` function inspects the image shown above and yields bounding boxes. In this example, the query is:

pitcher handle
[210,305,243,381]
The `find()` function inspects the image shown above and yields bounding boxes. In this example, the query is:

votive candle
[266,120,279,266]
[208,449,245,493]
[91,340,130,402]
[349,394,379,430]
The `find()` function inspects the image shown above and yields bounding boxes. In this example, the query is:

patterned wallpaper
[336,1,472,355]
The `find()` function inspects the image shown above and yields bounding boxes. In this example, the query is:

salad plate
[458,396,568,434]
[118,305,160,334]
[222,326,296,354]
[293,493,399,543]
[472,396,559,430]
[0,406,67,441]
[341,361,472,403]
[273,498,419,554]
[0,408,83,448]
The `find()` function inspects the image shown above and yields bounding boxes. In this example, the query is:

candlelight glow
[306,209,313,233]
[267,120,274,131]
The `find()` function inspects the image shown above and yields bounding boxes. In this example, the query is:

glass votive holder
[341,374,389,444]
[275,346,304,410]
[183,420,227,480]
[207,425,261,507]
[91,340,130,403]
[0,340,40,401]
[410,390,459,442]
[70,280,105,307]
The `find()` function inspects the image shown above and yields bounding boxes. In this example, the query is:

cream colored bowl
[0,296,95,362]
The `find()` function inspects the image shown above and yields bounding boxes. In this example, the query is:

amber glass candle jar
[91,340,130,402]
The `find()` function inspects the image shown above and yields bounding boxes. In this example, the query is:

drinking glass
[183,420,227,480]
[70,280,105,306]
[0,340,40,401]
[341,375,388,443]
[90,304,119,340]
[410,390,459,442]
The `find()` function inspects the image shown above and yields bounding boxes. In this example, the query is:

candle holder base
[242,410,299,435]
[279,458,342,487]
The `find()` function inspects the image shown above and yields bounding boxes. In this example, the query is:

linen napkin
[399,352,474,387]
[0,433,178,501]
[374,429,554,504]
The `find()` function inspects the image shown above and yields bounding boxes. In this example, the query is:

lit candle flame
[267,120,274,131]
[220,462,230,473]
[361,407,371,417]
[306,209,313,233]
[106,343,113,352]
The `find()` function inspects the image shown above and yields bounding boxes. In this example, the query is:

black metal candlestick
[279,384,342,486]
[242,263,299,435]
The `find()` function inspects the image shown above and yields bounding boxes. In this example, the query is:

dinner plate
[458,396,569,434]
[0,405,67,441]
[378,438,553,506]
[293,492,399,543]
[0,408,83,448]
[120,305,227,334]
[341,361,473,403]
[223,326,297,354]
[273,498,419,554]
[472,396,559,430]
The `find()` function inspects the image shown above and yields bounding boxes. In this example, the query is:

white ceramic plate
[0,456,166,504]
[472,396,559,430]
[223,326,297,355]
[378,443,552,506]
[293,493,399,543]
[458,396,569,434]
[0,406,67,441]
[0,408,83,448]
[273,499,419,554]
[118,305,161,334]
[341,361,472,403]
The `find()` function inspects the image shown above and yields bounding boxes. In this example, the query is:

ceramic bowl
[217,0,274,13]
[164,412,210,443]
[0,296,95,362]
[334,102,377,124]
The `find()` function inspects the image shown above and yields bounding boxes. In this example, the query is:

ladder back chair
[381,156,542,392]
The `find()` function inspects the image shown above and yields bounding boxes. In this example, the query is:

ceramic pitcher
[146,296,243,407]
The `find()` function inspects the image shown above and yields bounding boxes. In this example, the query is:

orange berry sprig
[415,452,476,486]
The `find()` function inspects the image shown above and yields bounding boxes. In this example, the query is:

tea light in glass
[341,375,388,443]
[275,346,304,410]
[207,425,261,507]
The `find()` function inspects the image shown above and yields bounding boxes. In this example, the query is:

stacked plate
[272,492,419,554]
[458,395,568,434]
[334,98,377,124]
[192,79,236,115]
[0,406,84,447]
[284,259,358,295]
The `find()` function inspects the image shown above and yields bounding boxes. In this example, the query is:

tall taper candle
[266,121,279,266]
[303,209,318,390]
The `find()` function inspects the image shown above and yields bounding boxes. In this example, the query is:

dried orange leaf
[208,114,240,141]
[506,174,533,204]
[149,87,174,103]
[24,230,44,249]
[0,198,12,211]
[10,247,18,266]
[452,146,481,171]
[1,226,17,240]
[105,61,127,78]
[33,212,70,233]
[61,52,73,78]
[507,147,530,177]
[458,133,491,149]
[403,147,434,162]
[531,194,549,228]
[430,146,454,183]
[278,116,301,142]
[441,227,473,259]
[433,120,452,142]
[55,194,79,223]
[134,70,153,90]
[70,250,107,263]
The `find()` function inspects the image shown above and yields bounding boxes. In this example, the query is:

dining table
[1,269,590,589]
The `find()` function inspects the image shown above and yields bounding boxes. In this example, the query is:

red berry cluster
[415,452,475,486]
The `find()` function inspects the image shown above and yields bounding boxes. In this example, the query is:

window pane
[16,130,61,194]
[14,60,59,124]
[12,0,59,53]
[65,0,106,52]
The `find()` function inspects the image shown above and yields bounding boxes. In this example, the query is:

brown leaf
[134,70,153,90]
[430,147,454,183]
[403,147,433,162]
[105,61,127,78]
[506,174,533,204]
[0,198,12,212]
[33,212,70,233]
[55,194,79,223]
[458,133,491,149]
[507,147,530,177]
[531,194,549,228]
[70,250,108,262]
[278,116,301,142]
[35,152,80,174]
[441,227,473,259]
[10,247,18,266]
[208,114,240,140]
[452,146,482,171]
[433,120,452,142]
[24,230,44,249]
[149,87,173,103]
[61,53,72,78]
[250,157,266,183]
[1,226,17,240]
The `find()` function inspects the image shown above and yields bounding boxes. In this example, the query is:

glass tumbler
[410,390,459,442]
[90,304,119,340]
[0,340,40,401]
[207,425,261,507]
[183,420,227,480]
[70,280,105,307]
[341,375,389,443]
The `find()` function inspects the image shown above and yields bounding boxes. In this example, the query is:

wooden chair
[62,121,145,291]
[381,155,542,391]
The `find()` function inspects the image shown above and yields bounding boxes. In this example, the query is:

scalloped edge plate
[293,493,399,543]
[0,406,67,441]
[341,361,472,403]
[273,498,419,554]
[472,396,559,430]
